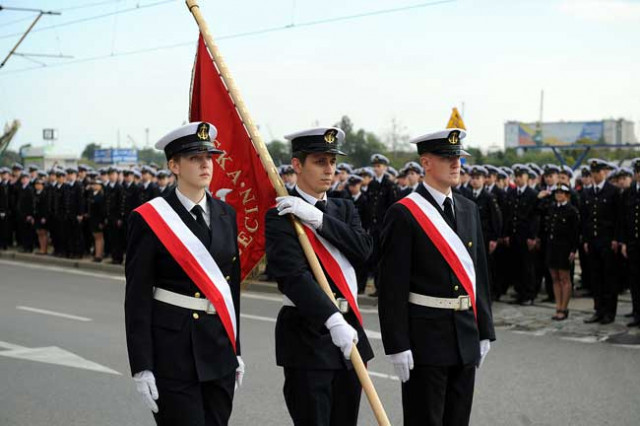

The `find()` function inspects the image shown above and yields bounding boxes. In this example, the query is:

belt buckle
[205,301,216,315]
[337,297,350,314]
[457,295,470,311]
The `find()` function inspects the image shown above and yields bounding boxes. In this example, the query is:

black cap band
[291,135,346,155]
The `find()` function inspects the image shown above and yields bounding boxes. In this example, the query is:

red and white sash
[135,197,238,352]
[397,192,477,318]
[302,224,362,325]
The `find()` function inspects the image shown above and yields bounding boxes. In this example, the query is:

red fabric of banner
[190,35,276,280]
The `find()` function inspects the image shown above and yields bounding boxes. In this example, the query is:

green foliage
[0,149,21,167]
[266,139,290,166]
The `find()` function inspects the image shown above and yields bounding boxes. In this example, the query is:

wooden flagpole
[185,1,390,425]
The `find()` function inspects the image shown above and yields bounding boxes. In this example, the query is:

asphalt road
[1,259,639,426]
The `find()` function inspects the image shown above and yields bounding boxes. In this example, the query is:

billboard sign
[506,121,604,147]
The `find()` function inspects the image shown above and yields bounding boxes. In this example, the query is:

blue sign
[112,149,138,163]
[93,148,138,164]
[94,149,112,164]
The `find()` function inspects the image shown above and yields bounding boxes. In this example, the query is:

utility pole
[0,6,62,68]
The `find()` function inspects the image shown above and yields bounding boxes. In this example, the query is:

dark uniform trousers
[504,187,540,301]
[378,185,495,426]
[0,181,10,249]
[349,192,371,293]
[125,188,242,426]
[367,175,397,290]
[63,181,85,257]
[265,190,374,426]
[105,183,125,263]
[468,189,502,300]
[581,183,621,318]
[622,184,640,319]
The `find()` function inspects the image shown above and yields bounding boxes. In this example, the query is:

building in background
[504,119,637,149]
[20,145,78,171]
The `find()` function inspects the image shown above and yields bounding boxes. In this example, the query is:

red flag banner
[190,35,276,280]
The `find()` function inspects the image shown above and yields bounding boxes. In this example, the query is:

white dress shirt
[422,181,455,218]
[176,187,210,228]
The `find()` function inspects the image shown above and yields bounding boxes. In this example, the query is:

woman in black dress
[87,179,106,262]
[33,178,49,254]
[546,184,580,320]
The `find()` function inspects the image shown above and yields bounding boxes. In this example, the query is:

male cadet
[105,167,125,264]
[280,165,297,194]
[156,170,171,197]
[265,127,373,426]
[125,122,243,426]
[621,159,640,326]
[138,166,160,205]
[398,162,423,198]
[378,129,494,426]
[368,153,397,297]
[51,169,66,257]
[15,171,35,252]
[468,166,502,299]
[582,158,622,325]
[504,164,540,305]
[346,174,371,294]
[0,167,11,250]
[328,163,352,198]
[62,167,86,258]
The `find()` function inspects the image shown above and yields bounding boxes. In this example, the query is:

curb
[0,249,380,307]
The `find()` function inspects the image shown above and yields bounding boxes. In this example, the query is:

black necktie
[594,187,599,195]
[315,200,327,213]
[191,205,211,246]
[443,198,456,231]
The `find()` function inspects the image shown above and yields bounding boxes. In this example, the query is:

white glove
[478,339,491,368]
[235,356,245,390]
[325,312,358,359]
[276,196,324,230]
[388,350,414,383]
[133,370,159,413]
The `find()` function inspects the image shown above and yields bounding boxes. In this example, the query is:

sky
[0,0,639,157]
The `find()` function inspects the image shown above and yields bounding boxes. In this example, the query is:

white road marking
[369,371,400,381]
[241,293,281,302]
[241,313,276,323]
[0,340,120,375]
[0,259,124,282]
[16,306,92,322]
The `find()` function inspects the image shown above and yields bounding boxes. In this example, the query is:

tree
[335,115,387,167]
[81,143,101,161]
[267,139,290,165]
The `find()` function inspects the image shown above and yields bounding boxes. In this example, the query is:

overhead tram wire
[0,0,456,76]
[0,0,173,40]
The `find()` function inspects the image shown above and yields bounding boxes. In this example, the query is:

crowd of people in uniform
[278,154,640,327]
[0,162,176,264]
[2,153,639,329]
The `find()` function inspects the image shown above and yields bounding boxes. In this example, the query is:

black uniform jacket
[125,188,241,382]
[378,184,495,367]
[621,184,640,244]
[265,189,374,369]
[367,175,397,232]
[469,189,502,244]
[581,182,621,244]
[503,186,540,240]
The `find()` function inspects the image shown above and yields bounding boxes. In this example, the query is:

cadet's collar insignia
[324,129,337,144]
[448,130,460,145]
[196,122,210,141]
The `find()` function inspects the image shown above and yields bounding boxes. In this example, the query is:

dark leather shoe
[599,316,615,325]
[624,312,636,318]
[584,314,602,324]
[627,319,640,327]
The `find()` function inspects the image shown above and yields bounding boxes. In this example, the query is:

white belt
[153,287,217,315]
[408,292,471,311]
[283,295,350,314]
